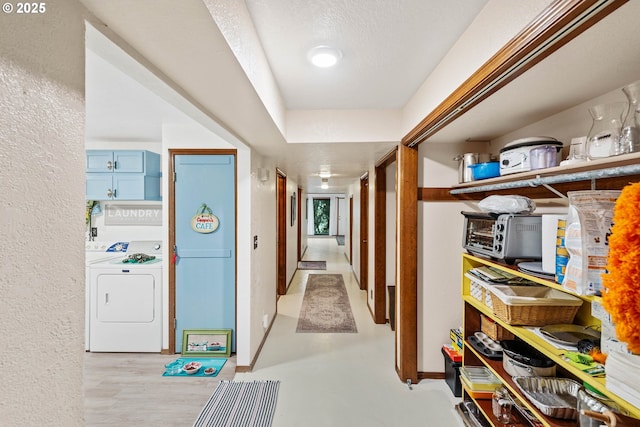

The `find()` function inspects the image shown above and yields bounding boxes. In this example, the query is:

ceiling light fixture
[321,178,329,189]
[308,46,342,68]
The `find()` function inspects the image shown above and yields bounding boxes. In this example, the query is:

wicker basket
[470,280,493,309]
[489,293,580,326]
[481,314,514,341]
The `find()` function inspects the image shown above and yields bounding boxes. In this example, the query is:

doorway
[359,174,369,291]
[312,198,330,235]
[276,170,287,295]
[168,149,237,354]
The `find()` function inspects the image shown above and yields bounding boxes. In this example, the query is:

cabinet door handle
[105,293,109,304]
[107,189,113,198]
[107,160,113,170]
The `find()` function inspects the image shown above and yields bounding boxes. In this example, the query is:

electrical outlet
[91,227,98,237]
[253,235,258,249]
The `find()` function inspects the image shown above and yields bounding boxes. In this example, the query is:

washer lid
[500,136,562,153]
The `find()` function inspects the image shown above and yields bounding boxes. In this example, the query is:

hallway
[236,236,464,426]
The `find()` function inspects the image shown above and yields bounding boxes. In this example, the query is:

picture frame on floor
[181,329,232,357]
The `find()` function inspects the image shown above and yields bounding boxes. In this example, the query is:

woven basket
[470,281,493,309]
[489,292,580,326]
[481,314,514,341]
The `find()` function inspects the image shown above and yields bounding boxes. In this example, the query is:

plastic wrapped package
[562,191,620,296]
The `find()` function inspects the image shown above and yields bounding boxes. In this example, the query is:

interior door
[174,154,236,352]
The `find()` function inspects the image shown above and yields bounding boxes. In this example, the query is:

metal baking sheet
[539,324,601,346]
[513,376,581,420]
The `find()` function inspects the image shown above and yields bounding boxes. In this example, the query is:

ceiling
[83,0,488,193]
[81,0,640,194]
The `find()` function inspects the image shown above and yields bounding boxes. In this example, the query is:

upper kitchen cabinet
[86,150,161,201]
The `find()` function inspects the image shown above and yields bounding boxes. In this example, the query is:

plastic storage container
[441,347,462,397]
[468,161,500,180]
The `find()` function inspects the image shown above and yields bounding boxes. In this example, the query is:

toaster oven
[462,212,543,264]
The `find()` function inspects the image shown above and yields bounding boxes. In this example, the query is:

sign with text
[104,205,162,226]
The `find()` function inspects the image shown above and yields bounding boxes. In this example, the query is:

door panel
[95,274,155,322]
[174,154,236,352]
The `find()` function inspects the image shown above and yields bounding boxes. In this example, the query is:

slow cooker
[499,137,563,175]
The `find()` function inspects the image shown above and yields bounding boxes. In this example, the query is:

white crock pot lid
[500,136,562,153]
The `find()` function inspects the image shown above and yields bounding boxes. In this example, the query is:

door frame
[359,174,369,291]
[167,148,237,354]
[297,187,303,261]
[373,147,397,325]
[276,169,287,295]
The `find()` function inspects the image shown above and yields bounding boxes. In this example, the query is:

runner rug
[296,274,358,333]
[297,260,326,270]
[193,380,280,427]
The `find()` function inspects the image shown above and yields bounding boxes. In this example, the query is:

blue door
[174,154,235,352]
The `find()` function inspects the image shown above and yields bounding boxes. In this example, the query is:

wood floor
[84,352,236,426]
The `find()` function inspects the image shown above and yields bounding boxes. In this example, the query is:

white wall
[0,0,87,424]
[286,178,300,288]
[417,142,480,372]
[402,0,552,135]
[385,163,397,288]
[350,183,361,284]
[249,152,277,363]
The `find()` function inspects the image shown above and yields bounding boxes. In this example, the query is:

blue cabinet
[86,150,161,200]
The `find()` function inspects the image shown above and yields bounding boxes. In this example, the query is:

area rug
[336,235,345,246]
[297,260,326,270]
[296,274,358,333]
[193,380,280,427]
[163,358,227,377]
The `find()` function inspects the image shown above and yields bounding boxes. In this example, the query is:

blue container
[468,161,500,180]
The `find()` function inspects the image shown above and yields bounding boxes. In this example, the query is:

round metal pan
[539,324,601,346]
[500,339,556,368]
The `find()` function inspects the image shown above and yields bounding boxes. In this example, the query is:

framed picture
[181,329,232,357]
[291,192,297,226]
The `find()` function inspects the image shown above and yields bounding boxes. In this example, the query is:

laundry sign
[104,205,162,226]
[191,203,219,234]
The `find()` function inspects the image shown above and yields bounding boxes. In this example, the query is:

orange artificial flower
[602,182,640,354]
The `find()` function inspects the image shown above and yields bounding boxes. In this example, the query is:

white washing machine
[89,241,162,352]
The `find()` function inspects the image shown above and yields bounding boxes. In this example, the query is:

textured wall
[0,1,86,424]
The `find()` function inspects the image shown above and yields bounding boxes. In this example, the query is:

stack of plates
[518,261,555,280]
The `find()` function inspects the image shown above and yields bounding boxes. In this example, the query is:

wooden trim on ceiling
[402,0,628,147]
[376,146,398,169]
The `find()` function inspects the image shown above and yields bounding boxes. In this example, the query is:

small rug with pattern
[193,380,280,427]
[162,358,226,377]
[296,274,358,333]
[297,260,326,270]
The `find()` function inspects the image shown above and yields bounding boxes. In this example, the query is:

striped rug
[193,380,280,427]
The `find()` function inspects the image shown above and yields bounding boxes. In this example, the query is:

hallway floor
[84,236,464,426]
[235,236,464,426]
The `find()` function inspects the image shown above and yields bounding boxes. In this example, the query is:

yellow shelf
[462,255,640,420]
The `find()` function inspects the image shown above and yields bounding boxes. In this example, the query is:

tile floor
[235,236,464,426]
